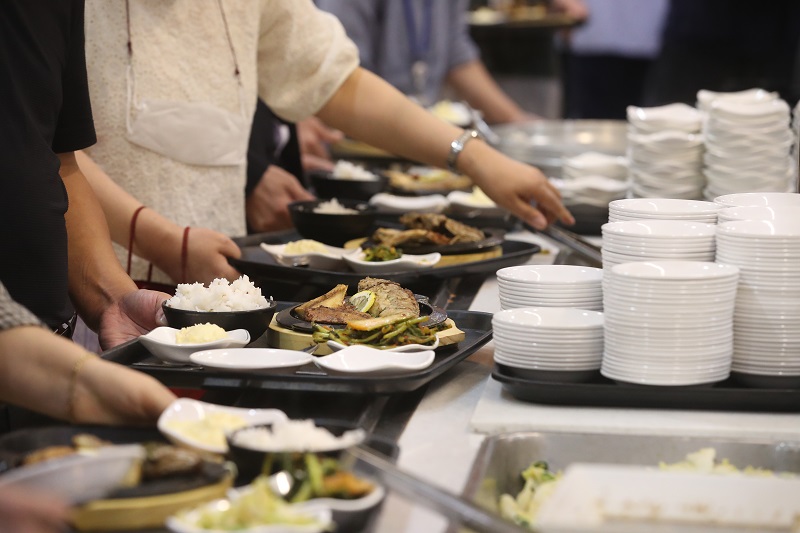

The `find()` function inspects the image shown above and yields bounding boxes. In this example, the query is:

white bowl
[260,242,345,270]
[718,205,800,223]
[0,444,145,505]
[610,261,739,281]
[139,327,250,365]
[158,398,288,454]
[496,265,602,285]
[627,103,703,131]
[314,345,435,374]
[369,193,449,214]
[493,307,603,330]
[341,249,440,274]
[714,192,800,208]
[609,198,720,216]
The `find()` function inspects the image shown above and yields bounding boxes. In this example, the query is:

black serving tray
[230,234,540,290]
[104,309,493,395]
[492,364,800,413]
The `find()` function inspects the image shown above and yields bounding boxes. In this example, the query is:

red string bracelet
[181,226,191,283]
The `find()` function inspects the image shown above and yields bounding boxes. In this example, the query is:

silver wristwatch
[446,129,480,172]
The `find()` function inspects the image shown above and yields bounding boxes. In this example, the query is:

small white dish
[158,398,288,454]
[341,249,440,274]
[369,193,449,214]
[190,348,314,371]
[446,189,506,215]
[326,336,439,353]
[0,444,145,505]
[314,345,435,374]
[139,327,250,365]
[260,242,346,270]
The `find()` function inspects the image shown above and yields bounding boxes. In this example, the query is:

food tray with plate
[230,232,540,293]
[492,364,800,412]
[104,309,492,395]
[459,430,800,531]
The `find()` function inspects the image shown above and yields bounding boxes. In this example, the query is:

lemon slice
[349,290,376,313]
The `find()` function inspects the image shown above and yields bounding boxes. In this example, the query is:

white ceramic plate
[341,249,440,274]
[260,242,346,270]
[0,444,145,505]
[139,327,250,365]
[157,398,288,454]
[326,336,439,353]
[189,348,314,371]
[314,345,435,374]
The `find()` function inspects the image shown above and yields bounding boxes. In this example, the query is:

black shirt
[0,0,97,329]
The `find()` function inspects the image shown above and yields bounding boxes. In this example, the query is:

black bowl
[308,169,388,201]
[289,199,377,247]
[226,419,366,486]
[161,300,277,342]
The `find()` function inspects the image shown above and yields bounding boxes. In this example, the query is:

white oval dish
[139,327,250,365]
[368,193,449,214]
[341,249,441,274]
[260,242,346,270]
[314,345,435,374]
[189,348,314,371]
[157,398,288,454]
[166,498,331,533]
[326,336,440,353]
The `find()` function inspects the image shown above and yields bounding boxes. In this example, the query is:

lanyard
[401,0,433,63]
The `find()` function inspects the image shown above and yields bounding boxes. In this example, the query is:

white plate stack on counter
[607,198,721,223]
[496,265,603,311]
[600,220,716,272]
[602,261,740,386]
[556,152,630,208]
[714,217,800,387]
[492,307,604,382]
[626,103,705,199]
[700,89,796,198]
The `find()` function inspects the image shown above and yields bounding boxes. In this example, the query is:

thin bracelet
[67,352,98,423]
[180,226,191,283]
[127,205,147,274]
[446,129,480,172]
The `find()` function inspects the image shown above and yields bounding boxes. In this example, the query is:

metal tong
[541,224,602,267]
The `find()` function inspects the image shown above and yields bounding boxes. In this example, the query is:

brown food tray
[102,308,492,395]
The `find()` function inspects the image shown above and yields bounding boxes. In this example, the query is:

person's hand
[0,487,68,533]
[296,117,343,171]
[97,289,170,350]
[246,165,315,232]
[180,227,242,285]
[476,157,574,230]
[73,357,177,425]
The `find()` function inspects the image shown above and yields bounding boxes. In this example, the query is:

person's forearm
[446,60,528,124]
[77,151,184,280]
[61,152,137,329]
[0,326,84,420]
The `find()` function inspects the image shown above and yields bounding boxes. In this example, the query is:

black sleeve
[52,0,96,154]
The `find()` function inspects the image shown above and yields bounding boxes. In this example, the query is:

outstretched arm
[316,68,573,229]
[446,60,536,124]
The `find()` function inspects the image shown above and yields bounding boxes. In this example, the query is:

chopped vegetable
[312,315,442,348]
[362,245,402,262]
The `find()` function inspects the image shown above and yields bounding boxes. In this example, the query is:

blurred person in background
[80,0,572,295]
[561,0,669,119]
[644,0,800,107]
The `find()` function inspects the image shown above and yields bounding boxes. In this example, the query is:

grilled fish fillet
[304,304,371,324]
[357,277,419,318]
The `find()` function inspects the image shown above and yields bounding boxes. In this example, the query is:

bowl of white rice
[309,162,388,201]
[162,275,277,341]
[289,199,377,247]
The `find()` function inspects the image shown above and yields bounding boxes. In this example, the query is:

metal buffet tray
[103,308,492,395]
[462,431,800,524]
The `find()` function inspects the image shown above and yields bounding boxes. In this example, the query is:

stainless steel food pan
[491,120,627,178]
[462,431,800,516]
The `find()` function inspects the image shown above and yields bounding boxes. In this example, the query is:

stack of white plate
[602,261,740,386]
[601,220,716,271]
[714,191,800,209]
[696,88,778,113]
[554,175,629,209]
[608,198,720,223]
[718,205,798,224]
[703,95,795,198]
[715,220,800,382]
[493,307,604,381]
[628,128,705,199]
[563,151,629,182]
[496,265,603,311]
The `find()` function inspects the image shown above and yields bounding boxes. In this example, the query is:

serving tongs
[540,223,602,267]
[346,445,534,533]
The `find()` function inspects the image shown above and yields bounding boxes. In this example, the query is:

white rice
[332,160,378,181]
[166,275,270,312]
[232,419,365,452]
[313,198,358,215]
